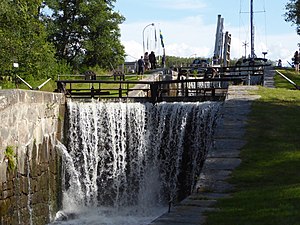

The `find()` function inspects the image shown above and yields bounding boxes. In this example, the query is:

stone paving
[263,65,275,88]
[149,85,261,225]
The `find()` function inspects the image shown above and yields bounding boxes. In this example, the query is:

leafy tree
[285,0,300,35]
[165,56,211,68]
[0,0,63,80]
[42,0,125,72]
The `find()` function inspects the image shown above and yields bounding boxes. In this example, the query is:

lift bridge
[55,63,268,104]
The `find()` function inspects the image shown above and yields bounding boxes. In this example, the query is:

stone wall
[0,89,65,225]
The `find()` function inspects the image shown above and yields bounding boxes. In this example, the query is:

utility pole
[250,0,255,58]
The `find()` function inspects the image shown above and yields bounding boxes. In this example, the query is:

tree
[42,0,125,71]
[285,0,300,35]
[0,0,62,79]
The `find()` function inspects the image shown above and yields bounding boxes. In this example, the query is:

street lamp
[13,62,19,88]
[262,51,268,59]
[143,23,154,54]
[188,54,196,66]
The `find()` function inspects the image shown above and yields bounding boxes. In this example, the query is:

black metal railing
[56,77,244,103]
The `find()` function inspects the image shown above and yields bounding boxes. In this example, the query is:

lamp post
[188,54,196,66]
[143,23,154,55]
[13,62,19,88]
[262,51,267,59]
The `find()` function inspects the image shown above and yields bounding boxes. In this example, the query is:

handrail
[55,64,268,102]
[275,70,300,90]
[56,77,242,103]
[57,77,243,85]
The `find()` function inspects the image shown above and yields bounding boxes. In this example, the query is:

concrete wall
[0,89,65,225]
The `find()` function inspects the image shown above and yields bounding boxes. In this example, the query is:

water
[52,100,220,225]
[27,156,33,225]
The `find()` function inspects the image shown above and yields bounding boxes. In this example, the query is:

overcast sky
[114,0,299,66]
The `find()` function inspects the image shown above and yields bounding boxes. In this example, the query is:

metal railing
[56,77,243,103]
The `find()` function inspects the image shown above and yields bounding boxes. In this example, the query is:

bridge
[56,64,269,103]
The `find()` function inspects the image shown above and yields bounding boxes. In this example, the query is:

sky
[114,0,299,66]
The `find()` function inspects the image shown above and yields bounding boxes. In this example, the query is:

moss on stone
[4,146,16,172]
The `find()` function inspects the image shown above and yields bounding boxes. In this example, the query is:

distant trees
[41,0,125,71]
[285,0,300,35]
[165,56,241,68]
[0,0,125,82]
[0,0,61,79]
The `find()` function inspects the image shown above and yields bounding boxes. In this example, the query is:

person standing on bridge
[293,51,299,72]
[137,56,145,75]
[144,52,150,70]
[149,51,156,70]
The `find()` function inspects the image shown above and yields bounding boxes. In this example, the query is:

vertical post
[262,65,265,86]
[250,0,255,58]
[248,72,251,86]
[91,85,95,98]
[119,82,122,98]
[150,82,159,103]
[13,62,19,88]
[185,81,189,97]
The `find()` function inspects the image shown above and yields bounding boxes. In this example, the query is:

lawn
[0,73,142,94]
[205,68,300,225]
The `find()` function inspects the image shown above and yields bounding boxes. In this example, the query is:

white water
[52,100,220,225]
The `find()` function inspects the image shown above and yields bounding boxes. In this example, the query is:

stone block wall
[0,90,65,225]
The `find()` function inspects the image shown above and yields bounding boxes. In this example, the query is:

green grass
[60,74,142,97]
[274,68,300,89]
[0,73,142,93]
[205,70,300,225]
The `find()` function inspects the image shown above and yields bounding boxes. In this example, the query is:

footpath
[150,85,261,225]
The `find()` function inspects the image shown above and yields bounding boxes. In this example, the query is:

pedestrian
[294,51,299,72]
[277,59,282,67]
[137,56,144,75]
[149,51,156,70]
[144,52,150,70]
[161,54,166,68]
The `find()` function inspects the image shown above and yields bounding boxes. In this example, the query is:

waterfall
[27,155,33,225]
[54,100,220,225]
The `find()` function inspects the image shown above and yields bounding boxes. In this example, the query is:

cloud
[156,0,207,10]
[120,14,299,65]
[123,40,142,61]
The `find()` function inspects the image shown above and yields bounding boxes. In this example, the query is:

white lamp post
[143,23,154,55]
[13,62,19,88]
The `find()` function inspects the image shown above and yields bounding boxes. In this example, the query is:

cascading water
[53,100,220,225]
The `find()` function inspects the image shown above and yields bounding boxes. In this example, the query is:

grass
[205,69,300,225]
[59,74,144,97]
[274,68,300,89]
[0,73,142,94]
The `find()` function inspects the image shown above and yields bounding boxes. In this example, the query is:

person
[277,59,282,67]
[149,51,156,70]
[294,51,299,72]
[144,52,150,70]
[137,56,144,75]
[161,54,166,68]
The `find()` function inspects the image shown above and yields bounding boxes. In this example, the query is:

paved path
[149,85,261,225]
[127,71,163,97]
